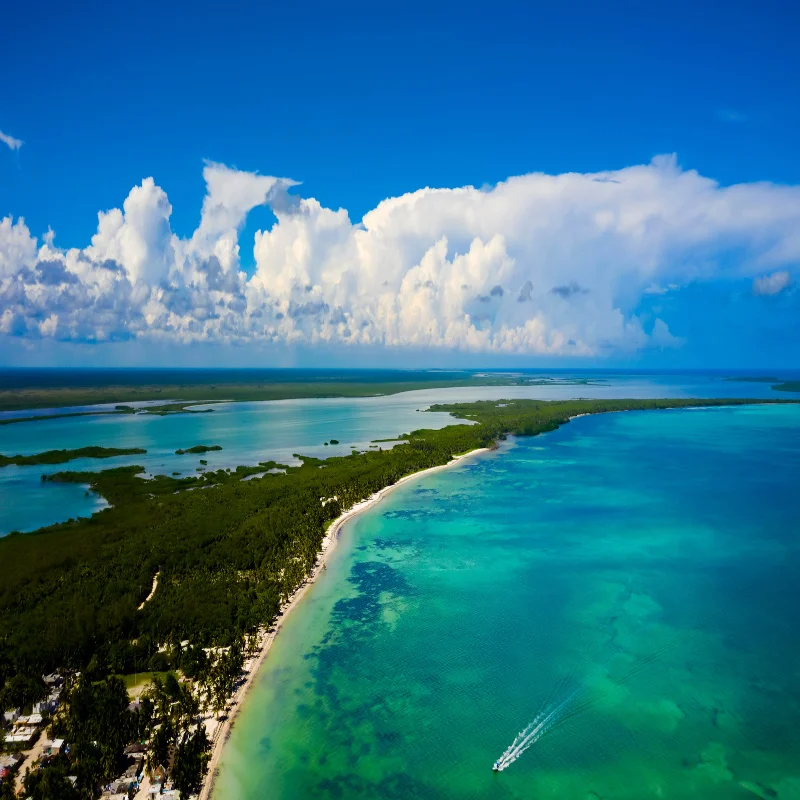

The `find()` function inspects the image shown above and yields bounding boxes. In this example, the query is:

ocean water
[214,404,800,800]
[0,371,795,534]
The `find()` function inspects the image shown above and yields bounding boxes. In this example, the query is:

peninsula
[0,446,147,468]
[0,397,795,798]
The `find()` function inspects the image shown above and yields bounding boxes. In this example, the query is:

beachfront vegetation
[0,448,146,468]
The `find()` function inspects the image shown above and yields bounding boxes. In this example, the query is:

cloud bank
[1,157,799,357]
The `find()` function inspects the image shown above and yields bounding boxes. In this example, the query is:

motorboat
[493,761,500,772]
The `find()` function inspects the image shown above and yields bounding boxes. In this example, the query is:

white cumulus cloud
[752,270,792,296]
[0,129,23,151]
[1,155,799,354]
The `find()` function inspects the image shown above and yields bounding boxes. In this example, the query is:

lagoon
[0,395,459,534]
[0,371,794,534]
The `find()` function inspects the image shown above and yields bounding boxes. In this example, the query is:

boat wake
[493,689,580,771]
[493,644,673,772]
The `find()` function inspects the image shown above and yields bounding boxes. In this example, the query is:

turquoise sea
[215,404,800,800]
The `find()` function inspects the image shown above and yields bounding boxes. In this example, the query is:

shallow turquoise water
[215,405,800,800]
[0,396,461,534]
[0,372,793,534]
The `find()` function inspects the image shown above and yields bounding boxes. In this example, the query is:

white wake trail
[495,690,579,771]
[496,713,546,767]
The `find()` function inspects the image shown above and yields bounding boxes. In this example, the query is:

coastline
[199,445,490,800]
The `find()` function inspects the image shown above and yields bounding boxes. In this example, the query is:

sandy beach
[199,446,490,800]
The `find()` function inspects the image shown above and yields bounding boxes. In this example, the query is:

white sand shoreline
[199,445,490,799]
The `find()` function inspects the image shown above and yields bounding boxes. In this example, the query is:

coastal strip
[8,398,792,797]
[201,403,776,796]
[199,446,490,800]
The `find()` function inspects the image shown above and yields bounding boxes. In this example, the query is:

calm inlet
[215,404,800,800]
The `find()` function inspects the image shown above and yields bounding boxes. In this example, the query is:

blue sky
[1,0,798,367]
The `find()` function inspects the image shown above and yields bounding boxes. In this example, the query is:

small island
[725,376,800,393]
[175,445,223,455]
[0,446,147,468]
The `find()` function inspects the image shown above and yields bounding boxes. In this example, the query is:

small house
[6,727,38,745]
[45,738,65,755]
[2,708,20,724]
[0,754,24,770]
[108,777,136,794]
